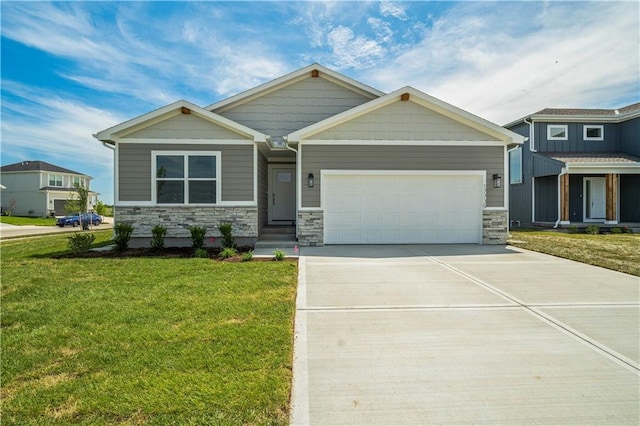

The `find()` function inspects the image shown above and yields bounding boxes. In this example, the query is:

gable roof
[206,63,385,113]
[1,160,84,175]
[288,86,526,144]
[94,100,268,143]
[505,102,640,127]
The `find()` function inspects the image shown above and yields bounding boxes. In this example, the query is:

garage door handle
[272,193,275,206]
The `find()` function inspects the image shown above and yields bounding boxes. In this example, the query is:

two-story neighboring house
[0,161,98,217]
[505,103,640,228]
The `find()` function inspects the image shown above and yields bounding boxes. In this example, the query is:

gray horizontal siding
[314,101,498,141]
[216,77,374,137]
[126,113,246,139]
[301,145,504,208]
[118,143,254,202]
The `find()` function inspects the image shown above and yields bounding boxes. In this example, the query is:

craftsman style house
[96,64,524,246]
[0,160,97,217]
[505,103,640,228]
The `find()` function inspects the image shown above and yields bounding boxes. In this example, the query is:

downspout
[523,118,535,152]
[554,166,568,228]
[284,136,299,238]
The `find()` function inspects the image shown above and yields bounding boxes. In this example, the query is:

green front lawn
[509,230,640,276]
[1,232,298,424]
[0,216,57,226]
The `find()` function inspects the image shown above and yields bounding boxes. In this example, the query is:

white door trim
[268,164,297,225]
[583,176,606,222]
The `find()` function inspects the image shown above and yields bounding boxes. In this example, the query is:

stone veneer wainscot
[482,209,508,244]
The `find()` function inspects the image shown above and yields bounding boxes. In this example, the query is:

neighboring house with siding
[0,161,97,217]
[505,103,640,227]
[95,64,524,247]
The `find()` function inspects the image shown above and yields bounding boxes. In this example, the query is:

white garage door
[323,172,484,244]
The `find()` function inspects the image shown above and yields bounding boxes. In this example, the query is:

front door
[584,177,606,221]
[268,165,296,224]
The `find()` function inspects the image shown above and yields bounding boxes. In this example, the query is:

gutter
[92,133,115,151]
[523,118,535,152]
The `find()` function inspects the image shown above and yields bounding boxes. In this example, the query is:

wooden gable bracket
[400,93,410,101]
[181,107,191,114]
[311,69,319,78]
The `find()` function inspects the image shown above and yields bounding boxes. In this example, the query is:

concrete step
[261,225,295,235]
[254,240,299,249]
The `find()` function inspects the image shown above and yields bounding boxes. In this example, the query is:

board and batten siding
[125,113,246,140]
[214,77,375,137]
[118,143,254,203]
[313,102,499,141]
[301,145,504,208]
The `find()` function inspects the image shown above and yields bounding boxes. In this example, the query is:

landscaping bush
[622,226,633,234]
[218,222,236,248]
[273,249,286,261]
[585,225,600,235]
[151,225,167,250]
[242,250,253,262]
[67,232,96,254]
[194,248,209,258]
[611,227,622,234]
[218,247,238,260]
[189,226,207,250]
[113,223,134,252]
[568,226,578,234]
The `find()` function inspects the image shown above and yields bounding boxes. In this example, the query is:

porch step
[255,226,297,249]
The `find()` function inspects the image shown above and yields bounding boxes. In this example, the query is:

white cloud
[365,1,639,123]
[379,1,408,20]
[327,26,386,69]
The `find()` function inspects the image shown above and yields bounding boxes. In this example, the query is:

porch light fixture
[493,174,502,189]
[308,173,315,188]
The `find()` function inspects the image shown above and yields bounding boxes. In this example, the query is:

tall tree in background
[64,182,90,215]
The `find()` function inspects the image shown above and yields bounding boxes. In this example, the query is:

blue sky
[2,1,638,205]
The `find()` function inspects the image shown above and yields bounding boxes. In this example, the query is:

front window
[72,176,84,187]
[48,174,63,187]
[583,125,604,141]
[547,125,568,140]
[154,152,219,204]
[509,147,522,184]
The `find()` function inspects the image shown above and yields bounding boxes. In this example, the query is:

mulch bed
[56,246,294,262]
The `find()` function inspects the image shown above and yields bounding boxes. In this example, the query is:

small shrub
[241,251,253,262]
[194,248,209,258]
[189,226,207,250]
[113,222,134,252]
[68,232,96,254]
[622,226,633,234]
[273,249,286,261]
[219,247,238,260]
[218,222,236,248]
[568,226,578,234]
[585,225,599,235]
[611,227,622,234]
[151,225,167,250]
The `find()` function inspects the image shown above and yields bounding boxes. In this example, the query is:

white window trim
[48,173,63,187]
[547,125,568,141]
[583,125,604,141]
[151,150,221,205]
[508,147,523,184]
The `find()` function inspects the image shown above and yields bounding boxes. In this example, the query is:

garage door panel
[324,173,483,244]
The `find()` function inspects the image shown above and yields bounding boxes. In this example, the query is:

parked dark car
[56,213,102,227]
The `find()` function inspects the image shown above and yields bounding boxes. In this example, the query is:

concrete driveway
[291,245,639,425]
[0,219,112,240]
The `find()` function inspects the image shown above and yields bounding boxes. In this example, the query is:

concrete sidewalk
[290,245,639,425]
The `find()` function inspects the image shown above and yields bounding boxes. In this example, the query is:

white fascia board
[505,110,640,127]
[206,63,384,112]
[300,139,508,146]
[115,138,255,145]
[289,86,525,145]
[96,100,267,143]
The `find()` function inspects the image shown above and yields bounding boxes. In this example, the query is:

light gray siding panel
[313,102,498,141]
[216,77,374,137]
[301,145,504,208]
[118,143,254,202]
[127,114,246,139]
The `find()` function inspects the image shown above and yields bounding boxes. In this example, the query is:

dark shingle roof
[533,102,640,117]
[544,152,640,164]
[0,161,83,175]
